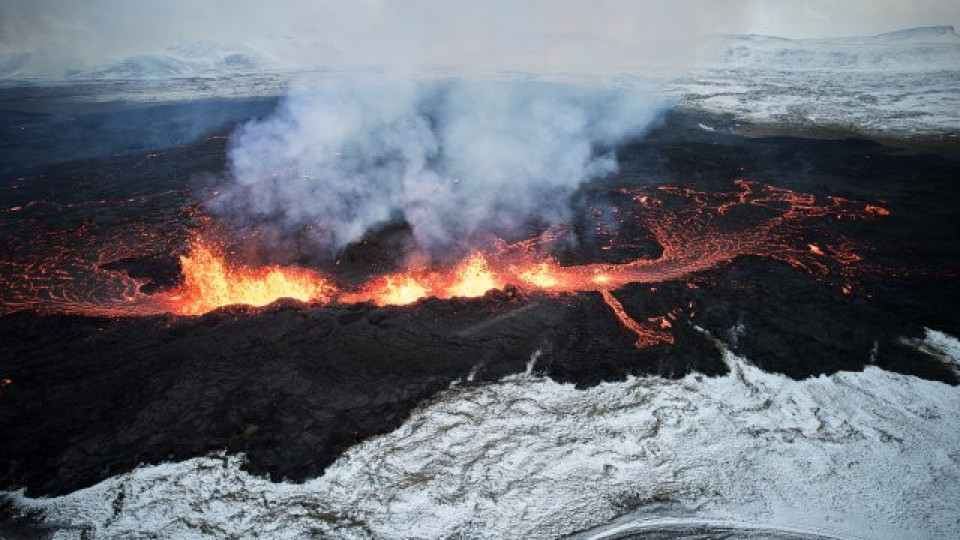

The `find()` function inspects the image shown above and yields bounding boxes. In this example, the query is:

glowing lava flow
[1,181,891,321]
[337,251,505,307]
[155,180,890,314]
[600,290,675,348]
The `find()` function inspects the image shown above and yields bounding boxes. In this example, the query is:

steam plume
[213,76,665,259]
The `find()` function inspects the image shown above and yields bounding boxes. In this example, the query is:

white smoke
[214,76,665,257]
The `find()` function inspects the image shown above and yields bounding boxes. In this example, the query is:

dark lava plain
[1,100,959,497]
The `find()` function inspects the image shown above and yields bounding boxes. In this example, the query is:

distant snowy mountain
[870,25,960,44]
[710,25,960,70]
[0,41,278,81]
[68,41,275,80]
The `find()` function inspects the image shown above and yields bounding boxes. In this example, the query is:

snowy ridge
[0,41,277,81]
[4,332,959,539]
[708,26,960,71]
[71,41,276,80]
[868,26,960,44]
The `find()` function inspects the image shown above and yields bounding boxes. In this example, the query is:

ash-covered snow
[5,336,959,539]
[903,328,960,378]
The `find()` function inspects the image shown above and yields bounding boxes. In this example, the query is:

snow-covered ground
[674,26,960,136]
[5,329,959,539]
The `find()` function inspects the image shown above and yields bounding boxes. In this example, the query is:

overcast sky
[2,0,958,74]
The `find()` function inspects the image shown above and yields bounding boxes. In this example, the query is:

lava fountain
[165,241,336,316]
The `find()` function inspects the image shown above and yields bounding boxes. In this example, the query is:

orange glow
[341,252,503,306]
[516,261,561,289]
[592,273,612,285]
[165,241,335,315]
[357,274,430,306]
[600,290,675,348]
[445,252,500,298]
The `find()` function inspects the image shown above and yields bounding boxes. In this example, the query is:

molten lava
[2,180,893,343]
[600,290,675,348]
[445,253,501,298]
[516,261,562,289]
[340,252,503,307]
[165,241,335,315]
[364,276,430,306]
